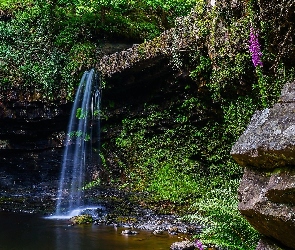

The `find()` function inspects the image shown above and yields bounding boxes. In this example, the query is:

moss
[0,196,26,204]
[265,167,295,177]
[70,214,94,225]
[117,216,137,224]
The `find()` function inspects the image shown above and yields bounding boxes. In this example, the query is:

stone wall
[231,82,295,250]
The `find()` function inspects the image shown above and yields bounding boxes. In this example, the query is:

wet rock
[186,225,203,235]
[0,100,71,191]
[153,229,164,235]
[231,81,295,249]
[121,229,138,235]
[170,240,195,250]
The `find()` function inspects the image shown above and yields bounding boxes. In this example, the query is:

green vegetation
[82,178,101,190]
[70,214,93,224]
[112,79,260,249]
[0,0,197,100]
[2,0,295,249]
[100,1,295,249]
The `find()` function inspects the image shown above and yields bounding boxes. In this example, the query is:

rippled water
[0,212,179,250]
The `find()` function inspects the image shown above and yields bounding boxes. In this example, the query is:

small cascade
[55,69,101,216]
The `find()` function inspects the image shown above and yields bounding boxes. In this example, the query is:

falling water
[55,69,101,216]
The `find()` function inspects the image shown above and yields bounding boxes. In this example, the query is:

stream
[0,212,180,250]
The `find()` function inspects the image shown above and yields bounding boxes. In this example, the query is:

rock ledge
[231,81,295,249]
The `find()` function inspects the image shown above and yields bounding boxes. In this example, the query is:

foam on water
[47,206,105,220]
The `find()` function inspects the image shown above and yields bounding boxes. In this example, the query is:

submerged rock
[231,81,295,249]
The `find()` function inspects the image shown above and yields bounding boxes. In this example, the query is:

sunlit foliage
[0,0,198,100]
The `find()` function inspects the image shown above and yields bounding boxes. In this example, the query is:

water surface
[0,212,179,250]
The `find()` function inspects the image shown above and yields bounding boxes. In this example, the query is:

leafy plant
[82,179,101,190]
[185,180,259,250]
[68,130,91,141]
[70,214,93,224]
[0,0,198,100]
[76,108,88,119]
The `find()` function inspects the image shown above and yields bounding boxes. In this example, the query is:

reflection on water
[0,212,179,250]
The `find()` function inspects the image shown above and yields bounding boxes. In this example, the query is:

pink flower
[249,27,263,67]
[195,239,204,250]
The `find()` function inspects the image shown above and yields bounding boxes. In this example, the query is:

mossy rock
[70,214,94,225]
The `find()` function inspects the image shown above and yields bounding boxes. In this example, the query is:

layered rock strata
[0,100,70,188]
[231,81,295,249]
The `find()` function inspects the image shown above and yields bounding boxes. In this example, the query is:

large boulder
[231,82,295,169]
[231,81,295,249]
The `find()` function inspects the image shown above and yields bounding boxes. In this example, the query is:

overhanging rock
[231,82,295,169]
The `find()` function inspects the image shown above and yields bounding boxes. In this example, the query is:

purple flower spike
[249,26,263,67]
[195,239,204,250]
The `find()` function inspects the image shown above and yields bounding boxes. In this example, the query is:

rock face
[231,81,295,249]
[258,1,295,69]
[0,100,71,188]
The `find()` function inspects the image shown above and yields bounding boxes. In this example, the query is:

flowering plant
[249,26,263,67]
[195,239,204,250]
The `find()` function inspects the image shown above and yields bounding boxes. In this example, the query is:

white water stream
[55,69,101,217]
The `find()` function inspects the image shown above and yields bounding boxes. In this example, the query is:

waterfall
[55,69,101,216]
